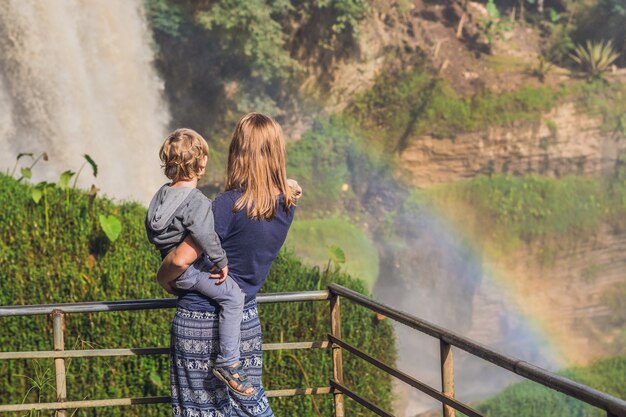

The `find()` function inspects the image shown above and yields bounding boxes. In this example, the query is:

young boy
[145,128,252,396]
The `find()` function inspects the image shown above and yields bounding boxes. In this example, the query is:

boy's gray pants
[174,256,245,368]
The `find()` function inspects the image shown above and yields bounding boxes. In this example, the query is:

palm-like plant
[570,40,621,80]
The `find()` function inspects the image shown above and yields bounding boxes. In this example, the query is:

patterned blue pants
[170,299,275,417]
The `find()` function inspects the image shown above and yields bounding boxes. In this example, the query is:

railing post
[330,293,345,417]
[52,310,67,417]
[440,340,455,417]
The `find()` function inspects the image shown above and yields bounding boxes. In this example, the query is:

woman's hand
[157,236,202,293]
[287,178,302,201]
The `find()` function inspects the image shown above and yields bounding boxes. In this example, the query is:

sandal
[212,364,255,396]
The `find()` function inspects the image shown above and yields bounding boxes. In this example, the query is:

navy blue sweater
[177,190,295,311]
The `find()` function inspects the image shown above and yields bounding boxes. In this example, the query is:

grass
[284,217,379,291]
[476,355,626,417]
[402,174,626,257]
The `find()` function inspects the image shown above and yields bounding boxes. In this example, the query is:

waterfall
[0,0,170,203]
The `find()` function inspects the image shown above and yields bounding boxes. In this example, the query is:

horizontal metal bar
[329,284,626,417]
[267,387,332,397]
[265,341,330,351]
[328,335,483,417]
[0,290,330,317]
[0,341,330,360]
[0,396,171,412]
[330,380,393,417]
[0,387,333,412]
[0,347,169,360]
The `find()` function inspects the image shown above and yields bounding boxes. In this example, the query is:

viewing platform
[1,284,625,417]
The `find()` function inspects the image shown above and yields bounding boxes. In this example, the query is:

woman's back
[178,189,295,310]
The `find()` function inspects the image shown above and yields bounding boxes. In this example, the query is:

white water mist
[0,0,169,203]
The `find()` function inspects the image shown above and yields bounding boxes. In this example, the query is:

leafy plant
[570,40,620,80]
[145,0,187,37]
[16,361,55,406]
[479,0,513,47]
[98,214,122,242]
[327,244,346,268]
[195,0,298,82]
[58,170,75,190]
[12,152,48,182]
[530,55,553,82]
[73,154,98,188]
[31,181,56,234]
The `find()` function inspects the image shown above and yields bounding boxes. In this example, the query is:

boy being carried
[145,128,251,396]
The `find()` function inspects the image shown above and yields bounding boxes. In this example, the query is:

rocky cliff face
[399,102,626,187]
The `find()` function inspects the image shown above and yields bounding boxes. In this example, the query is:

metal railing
[1,284,625,417]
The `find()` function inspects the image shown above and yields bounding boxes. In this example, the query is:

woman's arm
[156,236,202,293]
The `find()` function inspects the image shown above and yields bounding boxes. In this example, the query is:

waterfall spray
[0,0,170,203]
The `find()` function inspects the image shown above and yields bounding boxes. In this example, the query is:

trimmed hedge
[0,173,395,416]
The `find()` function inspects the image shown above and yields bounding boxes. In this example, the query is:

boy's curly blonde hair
[159,128,209,182]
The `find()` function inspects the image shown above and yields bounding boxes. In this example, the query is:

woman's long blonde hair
[226,112,295,220]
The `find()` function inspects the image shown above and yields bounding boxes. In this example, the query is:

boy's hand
[209,264,229,285]
[287,178,302,201]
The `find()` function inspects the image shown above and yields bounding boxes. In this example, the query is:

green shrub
[349,66,562,150]
[411,175,610,250]
[284,217,380,290]
[0,173,395,416]
[477,355,626,417]
[570,40,621,80]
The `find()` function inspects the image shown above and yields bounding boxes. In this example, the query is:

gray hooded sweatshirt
[145,184,228,269]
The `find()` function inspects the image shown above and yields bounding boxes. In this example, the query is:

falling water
[374,207,562,416]
[0,0,169,203]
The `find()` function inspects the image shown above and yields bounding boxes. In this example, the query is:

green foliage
[544,22,576,65]
[478,0,513,47]
[98,214,123,243]
[350,67,562,149]
[477,355,626,417]
[58,170,75,190]
[418,175,609,246]
[13,152,48,182]
[195,0,297,82]
[145,0,187,38]
[262,250,395,416]
[570,40,620,80]
[284,217,380,290]
[327,244,346,268]
[287,117,356,211]
[530,56,554,82]
[576,80,626,137]
[0,173,395,416]
[572,0,626,67]
[309,0,369,38]
[143,0,371,142]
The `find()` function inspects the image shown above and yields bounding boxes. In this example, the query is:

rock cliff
[400,102,626,186]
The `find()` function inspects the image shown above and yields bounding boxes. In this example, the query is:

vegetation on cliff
[0,173,395,416]
[409,174,626,249]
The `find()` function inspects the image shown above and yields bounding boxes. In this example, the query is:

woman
[157,112,299,416]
